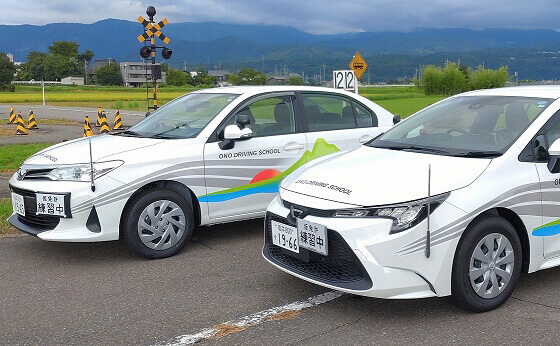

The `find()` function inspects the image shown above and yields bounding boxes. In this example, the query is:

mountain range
[2,19,560,81]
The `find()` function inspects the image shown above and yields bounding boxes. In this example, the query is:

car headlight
[46,161,124,181]
[332,192,449,234]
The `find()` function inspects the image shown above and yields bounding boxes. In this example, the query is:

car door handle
[283,142,305,151]
[359,135,374,143]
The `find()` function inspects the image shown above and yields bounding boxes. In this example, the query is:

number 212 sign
[332,70,358,93]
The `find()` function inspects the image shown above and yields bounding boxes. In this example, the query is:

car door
[533,109,560,258]
[297,92,383,160]
[202,92,307,220]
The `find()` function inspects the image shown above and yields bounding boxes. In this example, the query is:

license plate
[297,219,328,256]
[11,192,25,217]
[271,220,299,253]
[35,193,66,217]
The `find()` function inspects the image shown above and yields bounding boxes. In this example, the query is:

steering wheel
[446,128,469,135]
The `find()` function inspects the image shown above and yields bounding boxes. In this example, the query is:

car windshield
[368,95,553,157]
[122,93,239,139]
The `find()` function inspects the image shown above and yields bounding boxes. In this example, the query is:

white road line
[156,290,345,346]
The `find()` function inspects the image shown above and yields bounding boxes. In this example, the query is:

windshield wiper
[402,146,450,154]
[113,130,142,137]
[454,150,502,158]
[150,122,192,138]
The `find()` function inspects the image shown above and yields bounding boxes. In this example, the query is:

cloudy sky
[4,0,560,34]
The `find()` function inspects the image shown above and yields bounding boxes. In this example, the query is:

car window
[353,101,377,128]
[301,94,357,131]
[370,96,553,156]
[228,96,296,137]
[128,93,239,139]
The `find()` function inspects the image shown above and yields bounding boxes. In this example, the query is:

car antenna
[425,164,431,258]
[89,137,95,192]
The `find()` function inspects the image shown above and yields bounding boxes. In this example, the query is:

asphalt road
[4,106,560,345]
[3,219,560,345]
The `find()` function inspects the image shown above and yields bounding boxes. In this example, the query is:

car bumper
[8,174,128,242]
[262,195,465,299]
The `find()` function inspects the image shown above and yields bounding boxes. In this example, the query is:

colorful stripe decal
[533,219,560,237]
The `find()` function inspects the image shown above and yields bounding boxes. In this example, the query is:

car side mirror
[219,124,253,150]
[547,138,560,173]
[393,114,401,124]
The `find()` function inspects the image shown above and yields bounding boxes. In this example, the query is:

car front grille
[264,212,372,290]
[10,186,60,230]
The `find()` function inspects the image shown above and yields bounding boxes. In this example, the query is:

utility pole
[322,64,326,85]
[84,60,88,85]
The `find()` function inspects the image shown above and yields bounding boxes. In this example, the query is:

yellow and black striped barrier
[114,110,123,130]
[99,114,110,134]
[8,106,16,124]
[83,116,93,137]
[96,107,102,127]
[27,110,38,129]
[15,112,28,135]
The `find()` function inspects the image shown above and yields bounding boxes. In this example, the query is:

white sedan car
[8,86,395,258]
[263,86,560,312]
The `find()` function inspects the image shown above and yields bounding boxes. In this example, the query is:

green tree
[287,76,303,85]
[228,67,266,85]
[44,54,75,81]
[442,63,466,95]
[0,53,15,89]
[95,63,122,85]
[49,41,79,58]
[166,68,188,86]
[25,51,48,80]
[78,50,94,62]
[422,65,445,94]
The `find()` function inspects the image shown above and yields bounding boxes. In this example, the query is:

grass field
[0,198,17,235]
[0,142,54,172]
[0,85,444,115]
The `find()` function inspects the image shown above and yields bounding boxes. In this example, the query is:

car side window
[353,101,378,127]
[227,96,296,137]
[301,93,357,132]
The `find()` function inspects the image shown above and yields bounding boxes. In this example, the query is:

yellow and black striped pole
[83,116,93,137]
[96,107,102,127]
[113,110,123,130]
[8,106,16,124]
[15,112,28,135]
[27,110,38,129]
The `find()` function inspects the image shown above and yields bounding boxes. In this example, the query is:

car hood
[23,135,165,165]
[281,146,492,206]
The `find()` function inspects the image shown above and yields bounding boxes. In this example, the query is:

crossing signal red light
[161,48,172,59]
[140,46,152,59]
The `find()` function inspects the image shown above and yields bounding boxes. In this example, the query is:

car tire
[451,215,522,312]
[122,189,194,259]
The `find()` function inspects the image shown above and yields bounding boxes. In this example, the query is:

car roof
[459,85,560,99]
[193,85,363,98]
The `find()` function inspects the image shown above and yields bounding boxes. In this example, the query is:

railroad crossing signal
[349,52,368,79]
[137,16,170,44]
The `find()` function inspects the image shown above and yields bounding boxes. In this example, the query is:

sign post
[137,6,172,114]
[348,51,368,91]
[332,70,357,93]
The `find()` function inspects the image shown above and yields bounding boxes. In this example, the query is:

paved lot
[3,219,560,345]
[4,106,560,345]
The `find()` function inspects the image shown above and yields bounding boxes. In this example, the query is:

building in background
[86,58,117,83]
[120,62,166,87]
[208,70,230,86]
[61,76,85,85]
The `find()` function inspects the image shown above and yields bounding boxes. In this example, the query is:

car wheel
[451,215,522,312]
[122,189,194,259]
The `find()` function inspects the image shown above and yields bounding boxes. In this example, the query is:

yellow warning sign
[349,52,367,79]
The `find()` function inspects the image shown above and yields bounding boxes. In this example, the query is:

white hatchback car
[8,86,394,258]
[263,86,560,312]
